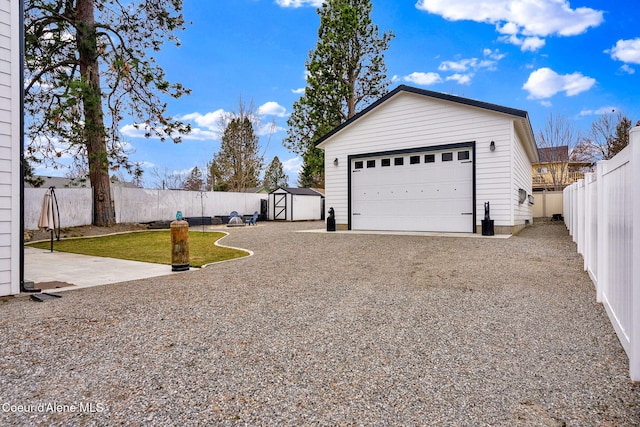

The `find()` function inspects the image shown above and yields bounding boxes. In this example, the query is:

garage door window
[354,161,363,169]
[424,154,435,163]
[381,158,391,167]
[367,160,375,168]
[458,151,470,160]
[442,152,453,162]
[410,155,420,164]
[394,157,404,166]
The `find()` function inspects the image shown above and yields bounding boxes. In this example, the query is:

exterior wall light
[334,158,339,166]
[490,140,496,152]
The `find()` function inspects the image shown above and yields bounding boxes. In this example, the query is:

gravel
[1,221,639,426]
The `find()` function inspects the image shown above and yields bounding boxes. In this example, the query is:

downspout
[19,0,26,292]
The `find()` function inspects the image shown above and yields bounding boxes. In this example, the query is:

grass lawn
[26,231,248,267]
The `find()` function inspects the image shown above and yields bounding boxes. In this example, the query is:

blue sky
[38,0,640,187]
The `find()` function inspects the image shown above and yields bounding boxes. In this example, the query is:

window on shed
[410,155,420,164]
[381,158,391,167]
[354,161,363,169]
[367,160,375,168]
[458,150,470,160]
[394,157,404,166]
[442,152,453,162]
[424,154,435,163]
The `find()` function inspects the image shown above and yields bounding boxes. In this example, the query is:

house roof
[315,84,539,163]
[538,146,569,162]
[271,187,324,196]
[315,84,531,147]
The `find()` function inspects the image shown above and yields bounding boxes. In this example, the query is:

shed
[268,187,324,221]
[316,85,539,235]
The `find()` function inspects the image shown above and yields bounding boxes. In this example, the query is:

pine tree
[210,102,263,192]
[24,0,190,225]
[183,167,204,191]
[263,157,289,192]
[283,0,393,188]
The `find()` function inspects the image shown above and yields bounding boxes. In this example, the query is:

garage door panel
[351,147,473,232]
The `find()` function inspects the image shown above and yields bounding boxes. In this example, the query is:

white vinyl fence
[564,126,640,381]
[25,187,267,230]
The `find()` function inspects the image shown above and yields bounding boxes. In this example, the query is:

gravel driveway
[1,221,639,426]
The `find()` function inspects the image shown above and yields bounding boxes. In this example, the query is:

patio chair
[245,211,259,226]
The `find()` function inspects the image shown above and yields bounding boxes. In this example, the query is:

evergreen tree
[210,102,263,192]
[283,0,393,187]
[263,157,289,192]
[183,167,204,191]
[24,0,190,225]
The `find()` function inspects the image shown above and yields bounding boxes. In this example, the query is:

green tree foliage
[210,103,263,192]
[24,0,191,225]
[283,0,394,187]
[263,156,289,192]
[183,166,204,191]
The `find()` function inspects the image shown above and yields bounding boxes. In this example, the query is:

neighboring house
[0,0,21,296]
[268,187,324,221]
[316,85,539,235]
[532,146,590,191]
[242,186,270,194]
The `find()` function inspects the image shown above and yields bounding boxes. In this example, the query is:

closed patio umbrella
[38,187,60,252]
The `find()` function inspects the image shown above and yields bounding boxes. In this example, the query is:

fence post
[596,161,606,303]
[630,126,640,381]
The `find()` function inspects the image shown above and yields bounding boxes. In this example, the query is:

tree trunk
[76,0,115,226]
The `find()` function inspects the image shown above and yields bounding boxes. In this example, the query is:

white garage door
[351,147,474,232]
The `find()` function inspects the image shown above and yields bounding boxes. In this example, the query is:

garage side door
[351,147,474,232]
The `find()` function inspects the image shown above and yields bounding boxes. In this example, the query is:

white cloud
[257,101,288,117]
[606,38,640,65]
[416,0,603,51]
[620,64,636,75]
[522,67,595,99]
[120,122,220,141]
[178,110,225,131]
[282,156,303,174]
[579,106,618,116]
[275,0,323,7]
[403,72,443,86]
[446,73,473,85]
[291,87,305,94]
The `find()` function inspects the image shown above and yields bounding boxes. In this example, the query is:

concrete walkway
[23,246,191,292]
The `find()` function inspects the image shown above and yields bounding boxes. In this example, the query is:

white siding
[0,0,19,296]
[321,91,517,229]
[512,125,534,225]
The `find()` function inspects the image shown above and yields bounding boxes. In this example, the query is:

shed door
[351,147,473,232]
[273,193,287,220]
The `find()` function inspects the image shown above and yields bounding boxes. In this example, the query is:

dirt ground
[25,222,149,243]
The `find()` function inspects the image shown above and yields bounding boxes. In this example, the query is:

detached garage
[316,85,539,235]
[268,187,324,221]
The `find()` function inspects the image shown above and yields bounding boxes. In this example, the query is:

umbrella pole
[50,229,53,253]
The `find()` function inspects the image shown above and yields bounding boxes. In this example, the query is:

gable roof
[315,85,537,162]
[270,187,324,196]
[538,146,569,163]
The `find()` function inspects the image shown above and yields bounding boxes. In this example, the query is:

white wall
[0,0,20,296]
[24,187,267,229]
[291,195,322,221]
[511,125,534,225]
[267,190,322,221]
[320,91,535,230]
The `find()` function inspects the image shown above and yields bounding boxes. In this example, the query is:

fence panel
[565,126,640,381]
[26,187,267,228]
